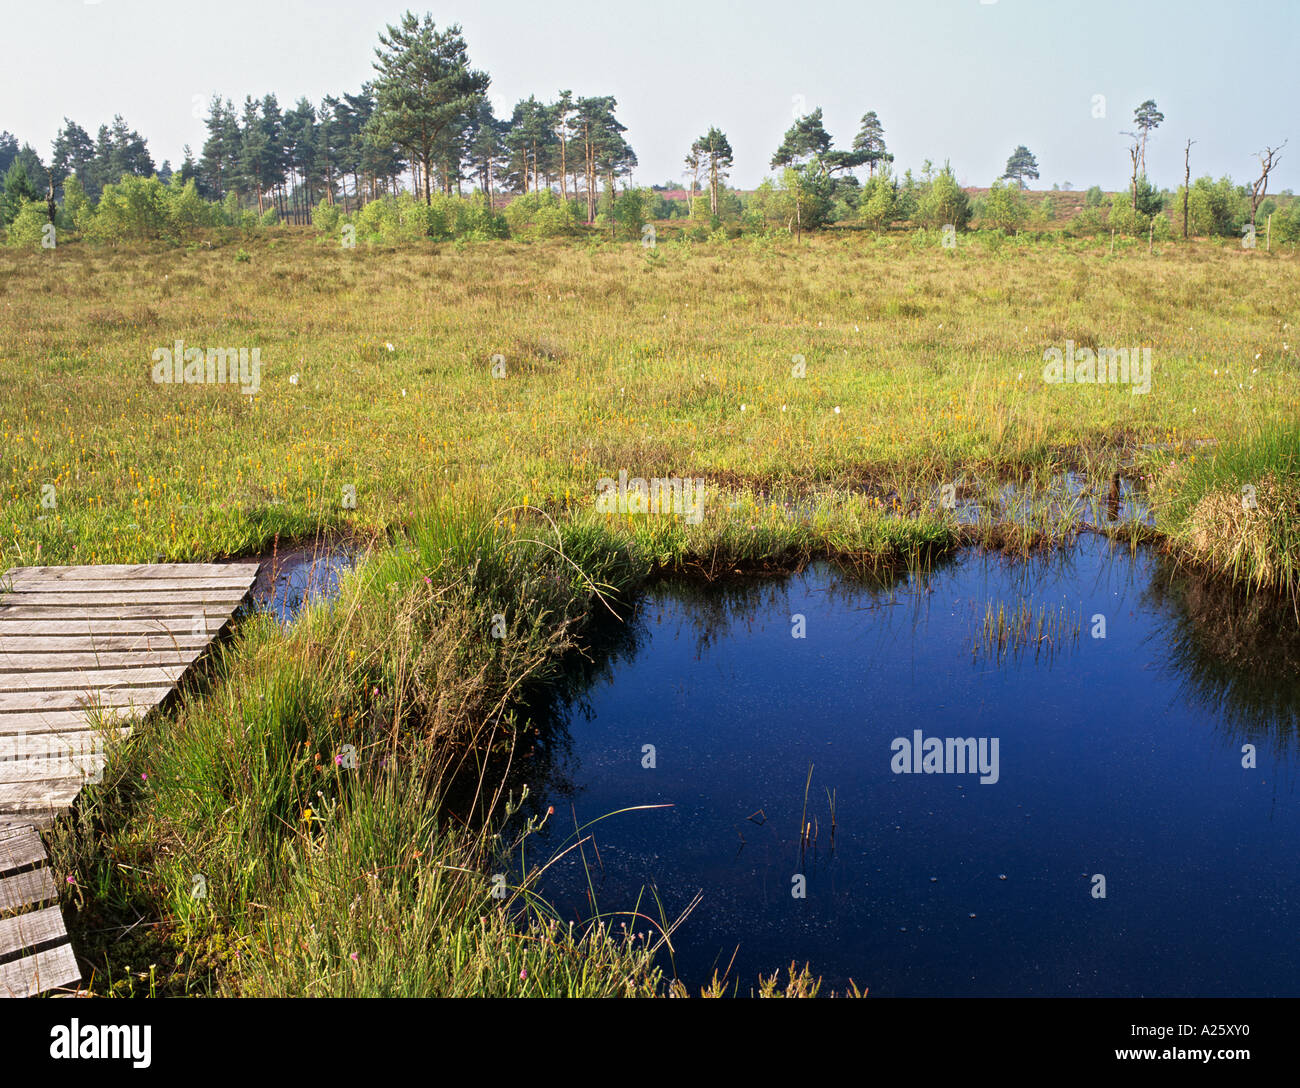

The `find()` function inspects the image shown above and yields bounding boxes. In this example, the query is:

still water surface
[525,538,1300,996]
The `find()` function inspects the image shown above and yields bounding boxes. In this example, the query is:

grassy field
[2,228,1297,568]
[2,226,1297,995]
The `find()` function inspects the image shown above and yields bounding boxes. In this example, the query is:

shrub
[1273,202,1300,243]
[859,174,898,233]
[1108,198,1148,237]
[916,164,971,230]
[4,199,51,248]
[1181,176,1249,237]
[85,175,170,242]
[982,180,1027,232]
[503,191,573,239]
[165,177,217,236]
[313,201,341,235]
[62,176,93,233]
[612,187,652,242]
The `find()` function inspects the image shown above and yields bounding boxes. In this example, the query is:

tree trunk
[559,134,567,203]
[1130,144,1139,213]
[1182,140,1192,239]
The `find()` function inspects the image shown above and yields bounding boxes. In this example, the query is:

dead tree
[1182,139,1194,239]
[1121,131,1141,212]
[1251,142,1286,227]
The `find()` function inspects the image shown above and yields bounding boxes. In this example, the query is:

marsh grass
[1162,422,1300,599]
[43,500,681,996]
[2,231,1295,576]
[975,599,1082,662]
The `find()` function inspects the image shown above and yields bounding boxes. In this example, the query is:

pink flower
[335,754,344,766]
[141,773,148,782]
[66,875,75,884]
[519,968,527,981]
[350,952,358,962]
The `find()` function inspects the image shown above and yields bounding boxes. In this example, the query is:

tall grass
[44,500,674,996]
[1161,422,1300,599]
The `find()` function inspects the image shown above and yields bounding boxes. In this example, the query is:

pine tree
[851,111,893,177]
[370,12,488,205]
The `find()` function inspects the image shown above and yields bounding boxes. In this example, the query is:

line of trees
[3,18,1296,245]
[1,11,637,229]
[182,13,637,223]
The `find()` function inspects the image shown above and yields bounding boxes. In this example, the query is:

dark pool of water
[244,546,353,621]
[520,537,1300,996]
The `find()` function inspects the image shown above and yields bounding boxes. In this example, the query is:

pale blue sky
[6,0,1296,191]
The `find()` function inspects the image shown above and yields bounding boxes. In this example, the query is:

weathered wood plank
[0,813,54,832]
[0,756,105,786]
[0,606,242,623]
[0,905,68,957]
[0,649,202,670]
[0,730,129,758]
[1,590,250,606]
[0,688,170,712]
[0,943,81,998]
[0,634,210,652]
[0,866,57,913]
[0,779,86,819]
[0,825,46,873]
[2,563,258,581]
[2,576,259,593]
[0,709,142,734]
[0,618,227,636]
[0,666,187,692]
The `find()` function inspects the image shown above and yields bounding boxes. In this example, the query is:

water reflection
[512,538,1300,996]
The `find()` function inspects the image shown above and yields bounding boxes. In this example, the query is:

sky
[4,0,1296,193]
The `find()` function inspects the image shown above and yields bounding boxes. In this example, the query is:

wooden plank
[0,688,170,712]
[0,944,81,998]
[0,905,67,957]
[0,709,142,734]
[0,732,112,784]
[0,813,54,832]
[0,634,210,652]
[0,605,242,621]
[0,866,57,913]
[1,590,250,606]
[0,755,105,786]
[2,576,260,592]
[0,666,187,692]
[0,826,46,873]
[2,563,259,580]
[0,618,227,636]
[0,730,129,758]
[0,779,86,817]
[0,649,202,670]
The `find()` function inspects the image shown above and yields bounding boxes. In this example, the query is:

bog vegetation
[0,8,1296,999]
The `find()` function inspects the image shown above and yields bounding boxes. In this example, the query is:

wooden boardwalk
[0,562,260,829]
[0,562,259,995]
[0,825,80,997]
